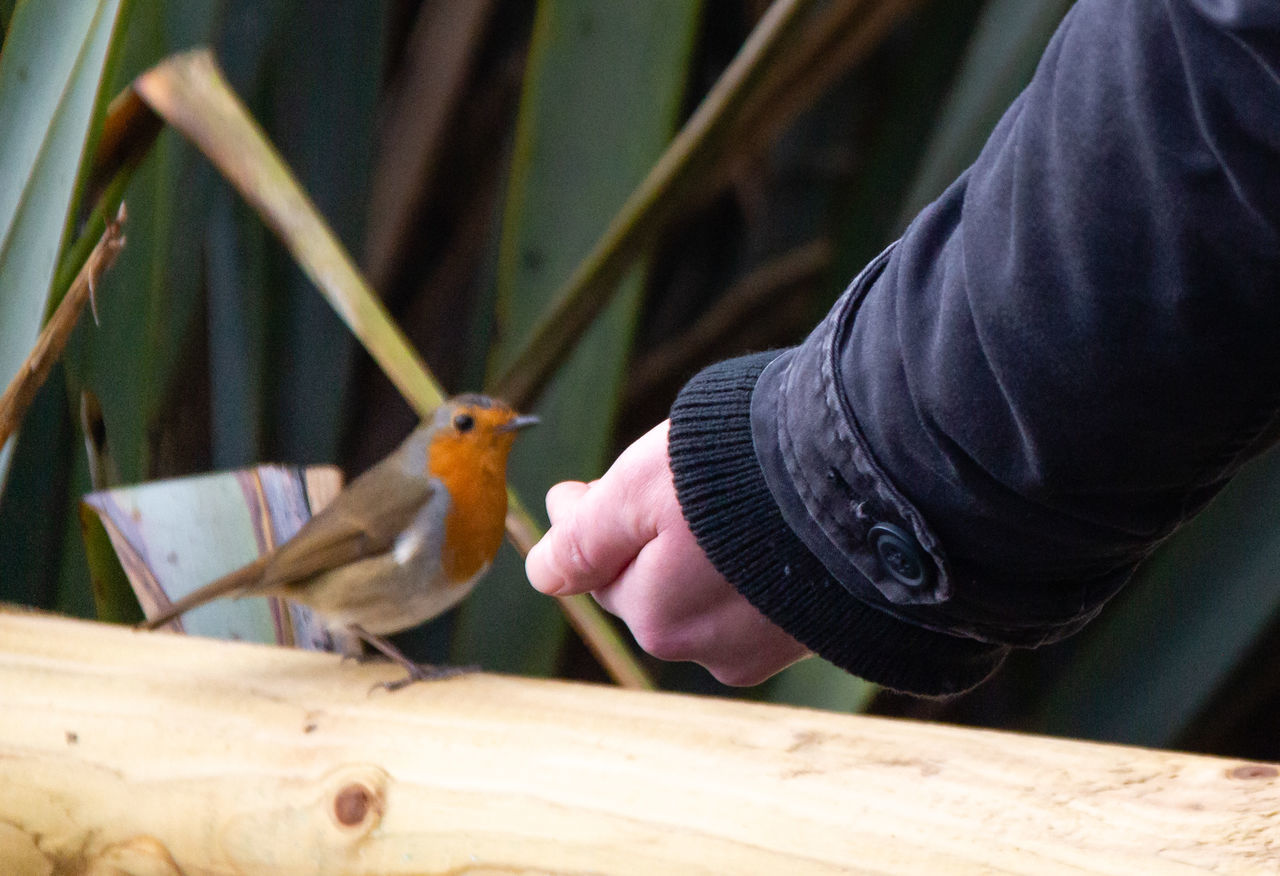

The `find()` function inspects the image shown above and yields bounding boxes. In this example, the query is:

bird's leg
[347,624,473,692]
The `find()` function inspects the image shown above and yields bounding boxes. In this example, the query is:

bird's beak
[498,414,540,433]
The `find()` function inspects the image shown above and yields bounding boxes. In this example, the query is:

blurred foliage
[0,0,126,616]
[0,0,123,488]
[3,0,1280,763]
[453,0,702,675]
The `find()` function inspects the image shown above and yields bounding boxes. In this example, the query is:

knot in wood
[321,764,388,838]
[334,782,377,827]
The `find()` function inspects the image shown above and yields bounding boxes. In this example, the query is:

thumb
[525,477,648,597]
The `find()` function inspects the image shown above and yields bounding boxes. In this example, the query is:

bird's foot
[346,623,478,693]
[372,662,477,693]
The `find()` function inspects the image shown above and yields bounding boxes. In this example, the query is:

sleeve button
[868,523,931,589]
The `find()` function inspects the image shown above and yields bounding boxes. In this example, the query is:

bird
[139,394,538,690]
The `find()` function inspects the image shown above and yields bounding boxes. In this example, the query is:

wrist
[668,352,1007,696]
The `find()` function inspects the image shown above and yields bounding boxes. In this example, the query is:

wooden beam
[1,611,1277,874]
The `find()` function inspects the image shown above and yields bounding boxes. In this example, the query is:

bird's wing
[254,445,441,592]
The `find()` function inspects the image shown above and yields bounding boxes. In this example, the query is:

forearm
[669,0,1280,693]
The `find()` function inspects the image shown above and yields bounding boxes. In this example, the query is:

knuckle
[631,619,690,663]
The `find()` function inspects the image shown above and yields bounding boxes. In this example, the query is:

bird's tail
[137,554,272,631]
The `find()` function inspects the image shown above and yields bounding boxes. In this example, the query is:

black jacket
[668,0,1280,695]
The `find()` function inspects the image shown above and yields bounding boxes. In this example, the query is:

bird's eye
[453,413,476,433]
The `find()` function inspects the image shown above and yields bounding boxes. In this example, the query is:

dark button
[868,523,930,589]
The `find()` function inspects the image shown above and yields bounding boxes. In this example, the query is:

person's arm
[528,0,1280,694]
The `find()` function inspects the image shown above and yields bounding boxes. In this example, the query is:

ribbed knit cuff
[668,352,1008,696]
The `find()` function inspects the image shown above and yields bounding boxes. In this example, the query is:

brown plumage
[140,395,537,689]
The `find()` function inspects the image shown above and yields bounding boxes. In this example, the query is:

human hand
[525,420,810,686]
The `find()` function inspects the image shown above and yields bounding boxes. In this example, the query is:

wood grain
[1,611,1277,874]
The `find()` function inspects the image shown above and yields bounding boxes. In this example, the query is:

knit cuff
[668,352,1008,696]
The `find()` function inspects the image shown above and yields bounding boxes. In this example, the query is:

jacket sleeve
[667,0,1280,695]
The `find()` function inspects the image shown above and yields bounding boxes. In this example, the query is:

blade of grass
[718,0,925,193]
[185,0,287,472]
[623,239,832,406]
[133,50,442,417]
[488,0,817,409]
[79,499,140,624]
[827,0,987,289]
[55,0,224,623]
[487,0,928,413]
[0,0,132,617]
[130,48,653,690]
[764,657,878,712]
[0,365,77,609]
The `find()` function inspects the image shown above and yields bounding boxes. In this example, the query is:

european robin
[139,394,538,689]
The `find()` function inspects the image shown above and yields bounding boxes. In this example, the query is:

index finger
[525,477,645,596]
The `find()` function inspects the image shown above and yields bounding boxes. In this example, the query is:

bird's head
[422,395,537,582]
[425,394,538,482]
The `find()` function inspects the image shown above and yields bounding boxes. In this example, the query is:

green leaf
[63,0,223,487]
[0,0,124,487]
[453,0,702,676]
[131,48,651,687]
[257,0,386,465]
[764,658,878,714]
[79,495,141,624]
[134,49,444,419]
[0,366,77,608]
[828,0,987,288]
[44,0,220,621]
[202,1,290,470]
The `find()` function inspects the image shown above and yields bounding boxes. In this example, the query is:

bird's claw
[368,663,477,694]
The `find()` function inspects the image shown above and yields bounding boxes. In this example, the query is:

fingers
[588,523,720,624]
[593,526,811,686]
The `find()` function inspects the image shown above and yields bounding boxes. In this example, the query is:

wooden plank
[0,611,1277,874]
